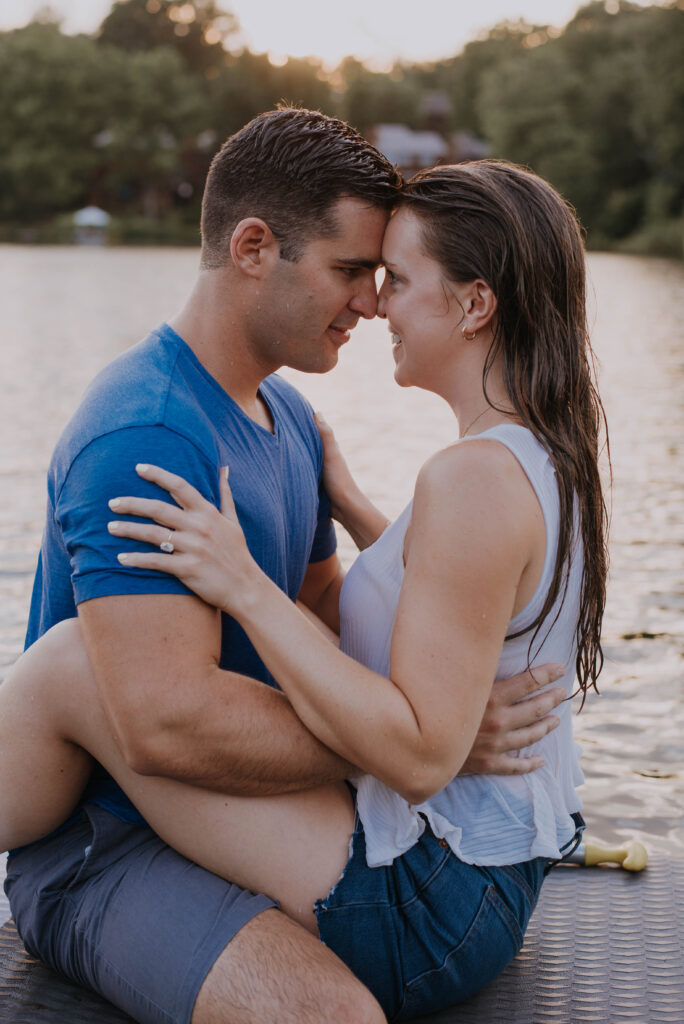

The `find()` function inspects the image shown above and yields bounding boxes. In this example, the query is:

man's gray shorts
[4,803,275,1024]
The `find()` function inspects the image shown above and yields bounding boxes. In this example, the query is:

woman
[0,160,607,1019]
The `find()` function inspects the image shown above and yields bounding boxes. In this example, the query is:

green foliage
[477,1,684,245]
[0,21,207,221]
[206,51,333,140]
[1,0,682,256]
[98,0,238,74]
[0,23,111,219]
[614,217,684,259]
[337,59,421,133]
[91,46,208,217]
[416,26,529,136]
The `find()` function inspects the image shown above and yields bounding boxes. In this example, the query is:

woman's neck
[456,402,522,439]
[442,358,520,439]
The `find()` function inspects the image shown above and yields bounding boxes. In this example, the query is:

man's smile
[326,322,355,345]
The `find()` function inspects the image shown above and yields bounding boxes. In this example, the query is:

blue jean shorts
[315,815,549,1022]
[4,803,274,1024]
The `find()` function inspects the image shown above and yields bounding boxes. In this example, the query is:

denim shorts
[315,816,549,1022]
[4,803,274,1024]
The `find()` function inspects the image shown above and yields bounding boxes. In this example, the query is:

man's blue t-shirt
[25,322,337,825]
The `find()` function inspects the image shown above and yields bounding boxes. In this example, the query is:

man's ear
[229,218,279,278]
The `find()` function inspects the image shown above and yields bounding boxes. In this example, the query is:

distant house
[450,132,490,162]
[369,124,489,175]
[73,206,111,246]
[368,124,449,176]
[420,91,453,133]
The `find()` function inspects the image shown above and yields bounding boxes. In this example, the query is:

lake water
[1,244,682,860]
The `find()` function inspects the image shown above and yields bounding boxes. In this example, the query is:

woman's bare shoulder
[411,437,540,549]
[415,436,532,497]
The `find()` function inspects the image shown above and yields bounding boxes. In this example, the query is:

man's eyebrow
[335,257,381,270]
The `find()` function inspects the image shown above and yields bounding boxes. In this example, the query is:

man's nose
[349,275,379,320]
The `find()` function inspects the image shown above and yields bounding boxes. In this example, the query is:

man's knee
[194,970,384,1024]
[192,909,386,1024]
[323,981,386,1024]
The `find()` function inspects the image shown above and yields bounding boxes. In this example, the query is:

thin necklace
[460,408,490,438]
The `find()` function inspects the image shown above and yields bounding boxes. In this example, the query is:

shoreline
[0,230,681,261]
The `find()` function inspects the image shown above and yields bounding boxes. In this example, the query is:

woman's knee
[14,618,95,723]
[0,625,93,851]
[34,617,91,681]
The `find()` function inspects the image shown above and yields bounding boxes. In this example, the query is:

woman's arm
[110,443,542,803]
[233,442,540,801]
[315,413,390,550]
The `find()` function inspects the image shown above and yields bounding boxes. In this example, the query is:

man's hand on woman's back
[461,663,566,775]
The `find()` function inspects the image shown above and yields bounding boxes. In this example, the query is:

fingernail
[550,664,565,681]
[136,463,149,474]
[107,521,119,532]
[117,553,129,563]
[109,498,121,509]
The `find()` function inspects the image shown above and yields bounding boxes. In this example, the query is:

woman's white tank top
[339,424,584,868]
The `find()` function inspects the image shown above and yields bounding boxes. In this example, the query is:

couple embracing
[0,107,607,1024]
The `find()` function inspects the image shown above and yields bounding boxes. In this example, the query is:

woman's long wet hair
[400,160,609,702]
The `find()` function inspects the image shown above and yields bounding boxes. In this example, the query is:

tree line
[1,0,682,254]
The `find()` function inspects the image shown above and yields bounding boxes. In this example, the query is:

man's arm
[81,585,563,794]
[297,552,345,636]
[78,591,356,795]
[55,418,355,795]
[461,663,565,774]
[81,502,562,796]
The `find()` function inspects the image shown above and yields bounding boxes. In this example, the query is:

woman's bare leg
[0,619,354,934]
[0,632,93,850]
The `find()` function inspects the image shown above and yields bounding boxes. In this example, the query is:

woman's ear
[461,279,498,336]
[229,218,279,278]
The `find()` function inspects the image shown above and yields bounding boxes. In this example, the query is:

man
[5,108,564,1024]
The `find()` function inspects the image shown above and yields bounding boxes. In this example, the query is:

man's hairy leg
[193,909,385,1024]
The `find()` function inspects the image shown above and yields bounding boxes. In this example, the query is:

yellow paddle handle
[582,839,648,871]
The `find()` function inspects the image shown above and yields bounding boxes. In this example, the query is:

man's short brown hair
[200,107,402,268]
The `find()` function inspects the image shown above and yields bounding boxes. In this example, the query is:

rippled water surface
[1,245,682,858]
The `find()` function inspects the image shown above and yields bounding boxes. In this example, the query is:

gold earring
[462,324,477,341]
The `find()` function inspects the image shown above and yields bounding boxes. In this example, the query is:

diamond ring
[160,530,175,554]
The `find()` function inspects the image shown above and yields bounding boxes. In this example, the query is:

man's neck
[169,276,278,429]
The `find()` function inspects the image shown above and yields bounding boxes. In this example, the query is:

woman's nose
[376,281,389,319]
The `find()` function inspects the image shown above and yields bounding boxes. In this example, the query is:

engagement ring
[160,531,175,554]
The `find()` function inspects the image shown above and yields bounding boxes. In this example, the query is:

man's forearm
[79,593,357,797]
[125,664,358,795]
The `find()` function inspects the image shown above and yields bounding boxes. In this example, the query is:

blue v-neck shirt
[25,323,336,825]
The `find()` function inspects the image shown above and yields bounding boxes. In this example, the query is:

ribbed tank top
[339,424,584,868]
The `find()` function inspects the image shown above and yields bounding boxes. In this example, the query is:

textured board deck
[2,856,684,1023]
